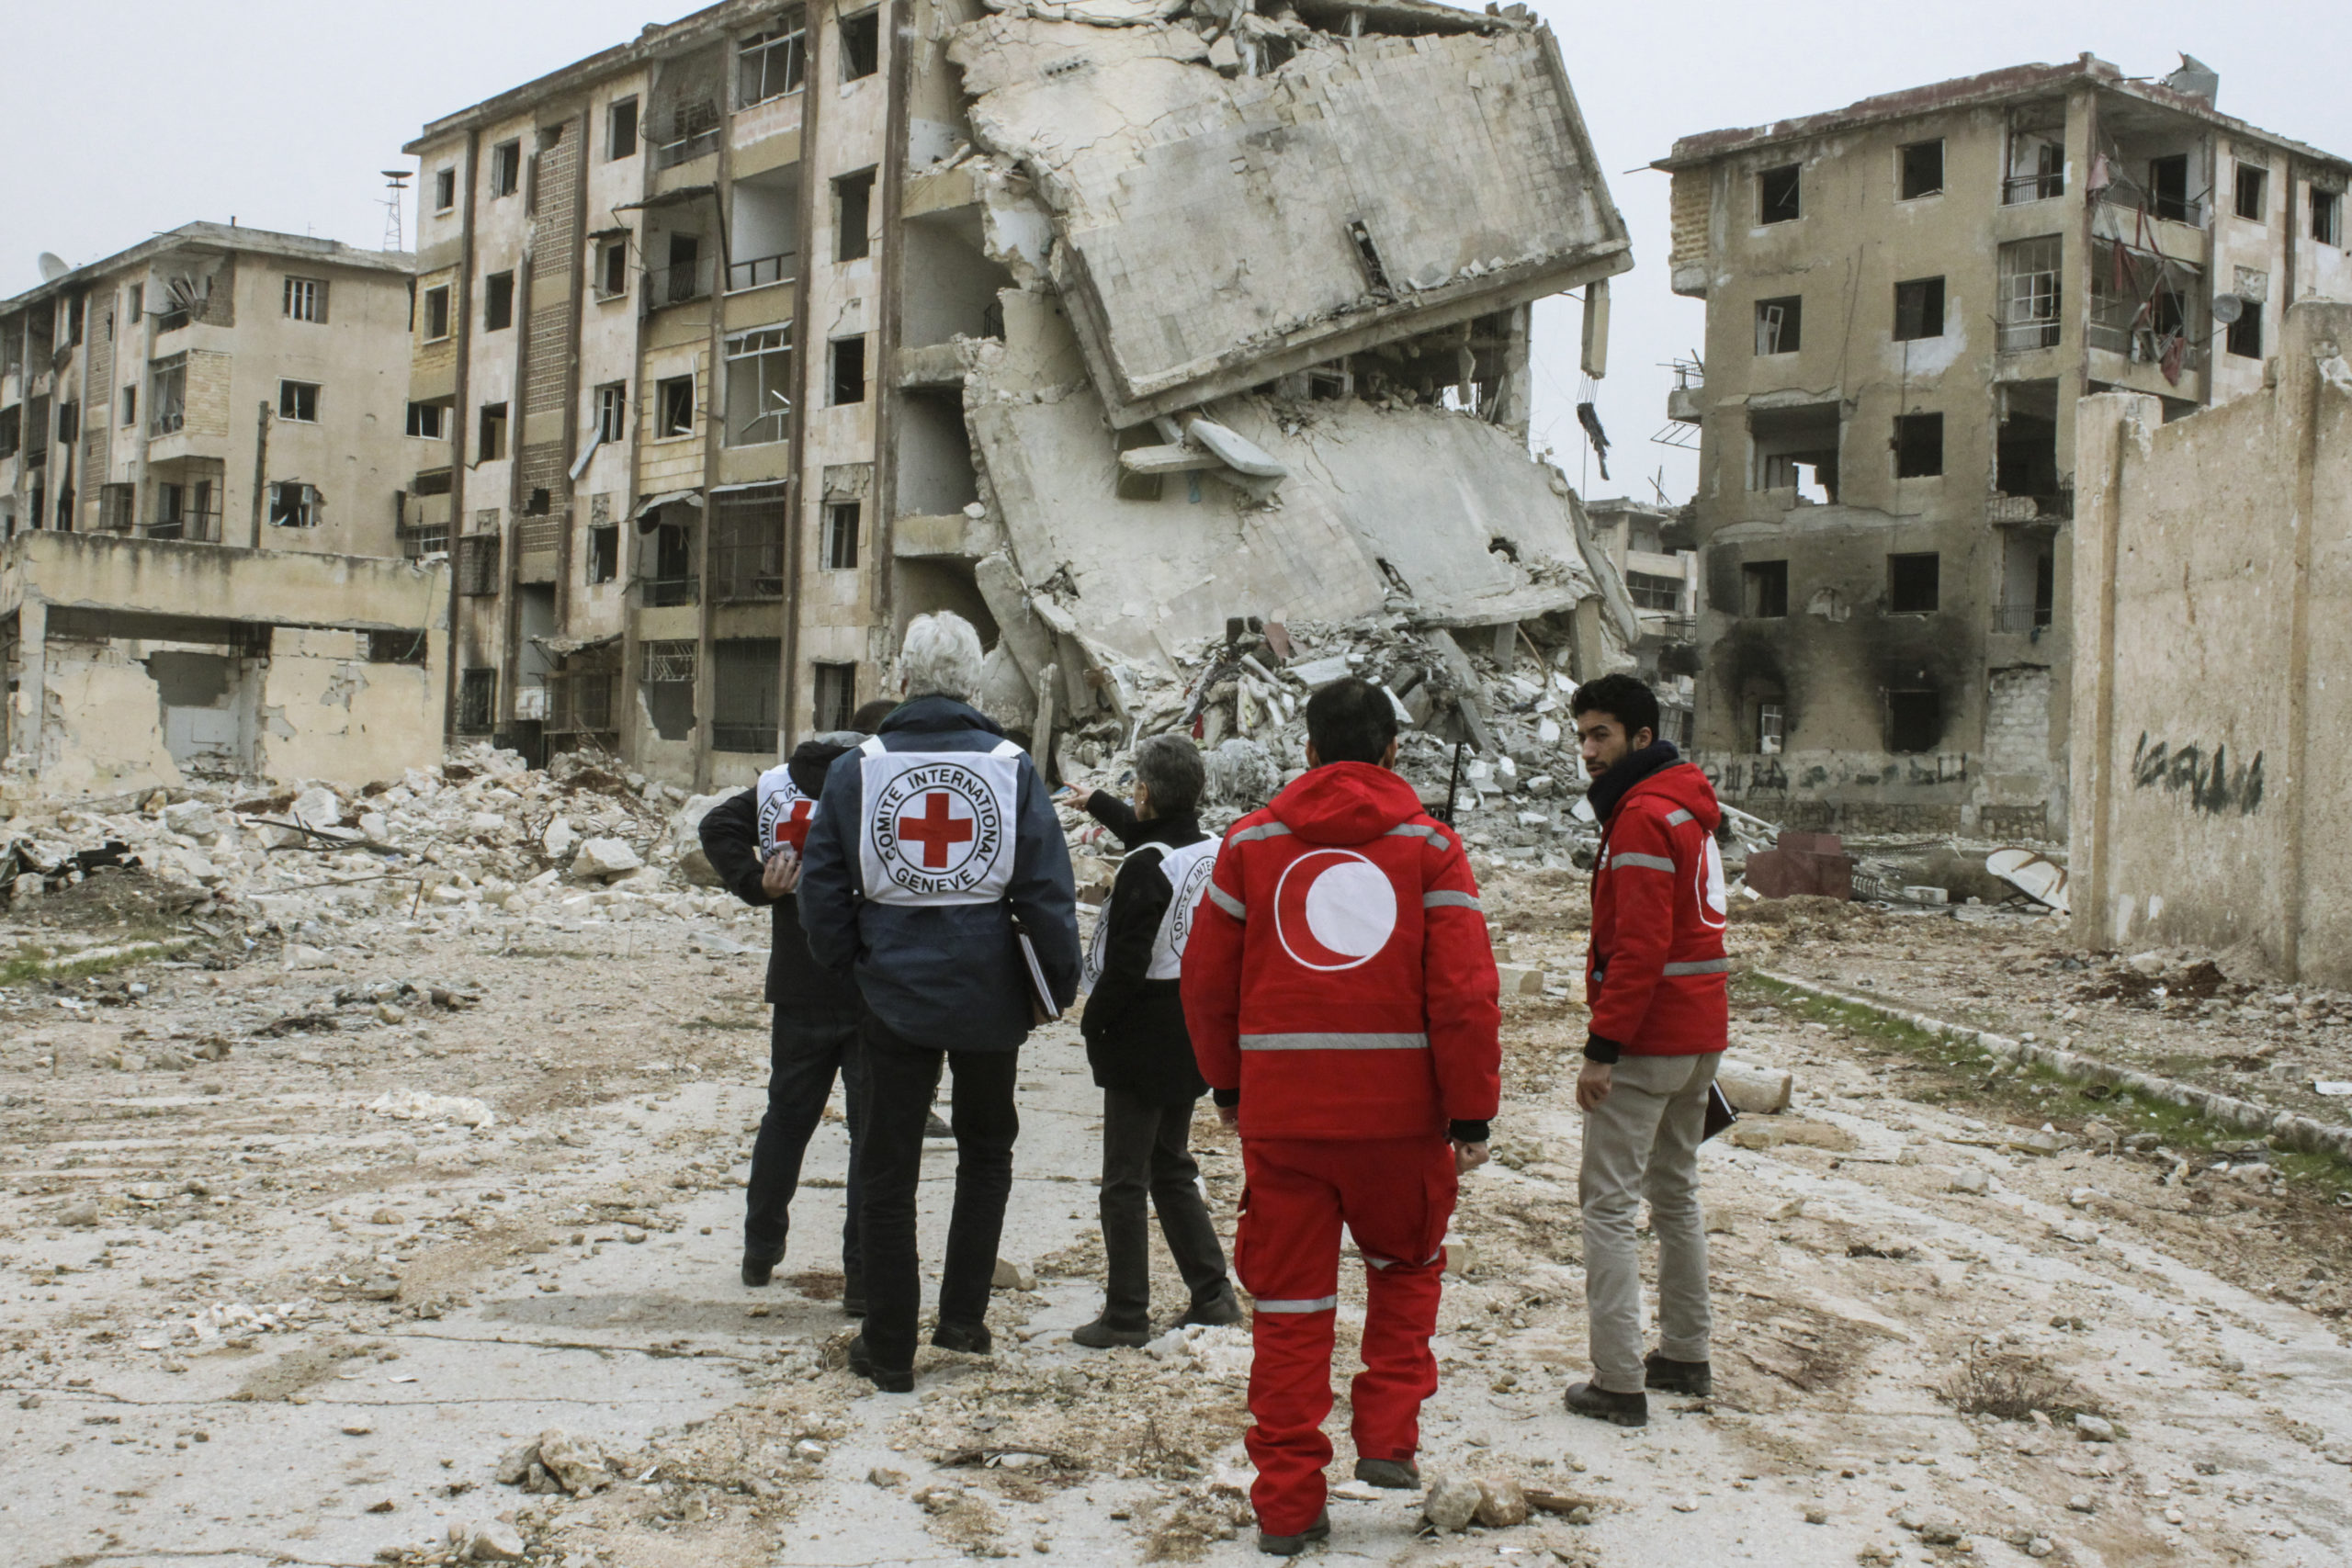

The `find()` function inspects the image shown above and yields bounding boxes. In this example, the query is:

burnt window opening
[424,285,452,341]
[825,502,860,570]
[2225,299,2264,359]
[1888,552,1941,614]
[1894,412,1943,478]
[834,171,876,263]
[368,629,429,665]
[1893,276,1945,342]
[478,401,508,461]
[490,139,523,198]
[839,9,880,81]
[484,270,515,332]
[1899,139,1945,200]
[56,400,79,444]
[1755,700,1785,755]
[657,376,696,436]
[1748,403,1840,502]
[607,96,639,161]
[1759,164,1802,224]
[1741,559,1789,618]
[2233,163,2268,222]
[1114,425,1165,502]
[434,167,457,211]
[812,660,857,734]
[2315,188,2346,248]
[587,525,618,585]
[1885,689,1943,754]
[457,669,498,734]
[1347,220,1392,295]
[829,336,866,406]
[2148,154,2191,223]
[1754,296,1802,355]
[277,380,319,423]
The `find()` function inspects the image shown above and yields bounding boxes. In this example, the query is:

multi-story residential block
[0,225,447,792]
[1655,56,2352,840]
[1583,495,1700,747]
[407,0,1635,791]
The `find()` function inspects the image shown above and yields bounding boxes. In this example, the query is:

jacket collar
[1587,739,1682,825]
[1125,811,1204,849]
[879,694,1005,739]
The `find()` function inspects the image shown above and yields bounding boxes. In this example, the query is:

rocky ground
[4,794,2350,1568]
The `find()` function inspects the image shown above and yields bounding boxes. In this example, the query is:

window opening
[2233,163,2268,222]
[1893,412,1943,478]
[656,376,696,437]
[726,328,794,446]
[2315,188,2345,248]
[1759,164,1801,223]
[2148,154,2191,223]
[597,237,630,299]
[434,168,457,211]
[1747,403,1839,502]
[424,285,452,341]
[712,638,784,754]
[484,271,514,331]
[457,669,497,734]
[490,140,522,198]
[812,661,857,734]
[1898,140,1944,199]
[479,401,508,461]
[1741,560,1788,618]
[149,355,187,434]
[120,386,137,427]
[278,380,320,423]
[1885,690,1942,754]
[268,481,322,528]
[1754,296,1802,355]
[607,97,639,161]
[825,502,860,570]
[284,276,324,322]
[829,336,866,405]
[2225,299,2263,360]
[1757,703,1785,755]
[1893,277,1945,342]
[1996,236,2063,351]
[406,400,449,439]
[588,525,618,584]
[840,10,880,80]
[739,10,808,107]
[835,171,875,263]
[594,382,628,445]
[1888,552,1940,613]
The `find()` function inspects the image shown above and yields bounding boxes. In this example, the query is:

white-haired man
[798,611,1081,1391]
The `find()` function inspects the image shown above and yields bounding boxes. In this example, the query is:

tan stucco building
[0,224,448,791]
[1656,56,2352,839]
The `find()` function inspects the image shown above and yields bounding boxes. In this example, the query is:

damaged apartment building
[0,225,449,795]
[405,0,1631,789]
[1657,55,2352,838]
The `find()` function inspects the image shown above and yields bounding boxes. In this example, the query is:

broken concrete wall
[2069,301,2352,984]
[945,13,1630,424]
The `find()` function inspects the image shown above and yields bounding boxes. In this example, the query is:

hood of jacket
[880,694,1006,740]
[1268,761,1425,845]
[786,731,865,798]
[1617,757,1723,834]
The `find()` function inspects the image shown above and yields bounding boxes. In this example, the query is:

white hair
[899,611,986,702]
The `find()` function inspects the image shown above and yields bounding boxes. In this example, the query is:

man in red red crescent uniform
[1564,672,1729,1429]
[1182,677,1500,1556]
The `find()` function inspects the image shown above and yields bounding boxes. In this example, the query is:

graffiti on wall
[2130,733,2264,816]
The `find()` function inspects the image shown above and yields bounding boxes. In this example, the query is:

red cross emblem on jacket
[898,791,976,868]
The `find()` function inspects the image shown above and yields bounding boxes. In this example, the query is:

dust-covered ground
[5,858,2350,1568]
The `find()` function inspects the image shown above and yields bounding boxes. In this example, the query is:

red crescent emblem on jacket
[1272,849,1397,972]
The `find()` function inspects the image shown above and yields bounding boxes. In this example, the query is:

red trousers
[1235,1135,1457,1534]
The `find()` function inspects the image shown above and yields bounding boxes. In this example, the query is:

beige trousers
[1578,1051,1719,1393]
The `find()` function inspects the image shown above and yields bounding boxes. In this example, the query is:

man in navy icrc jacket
[797,610,1080,1389]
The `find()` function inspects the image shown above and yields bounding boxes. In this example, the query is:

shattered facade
[0,224,449,792]
[1657,56,2352,839]
[1579,496,1698,745]
[407,0,1629,790]
[2069,300,2352,986]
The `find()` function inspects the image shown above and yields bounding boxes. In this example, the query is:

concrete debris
[368,1089,497,1129]
[494,1427,616,1496]
[1473,1475,1532,1528]
[1420,1471,1485,1533]
[1714,1060,1793,1114]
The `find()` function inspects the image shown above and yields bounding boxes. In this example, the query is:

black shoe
[741,1251,783,1288]
[1565,1381,1648,1427]
[1644,1351,1712,1397]
[924,1111,954,1139]
[842,1270,866,1318]
[1177,1281,1244,1328]
[932,1319,992,1355]
[1257,1509,1329,1556]
[846,1334,914,1393]
[1351,1457,1419,1489]
[1070,1316,1150,1349]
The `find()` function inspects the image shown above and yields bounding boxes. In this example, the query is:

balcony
[653,125,719,172]
[546,671,619,736]
[1992,604,2054,635]
[646,259,715,310]
[641,574,699,608]
[2002,172,2065,206]
[144,510,223,543]
[727,252,797,294]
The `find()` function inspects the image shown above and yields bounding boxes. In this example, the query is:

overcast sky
[5,1,2346,506]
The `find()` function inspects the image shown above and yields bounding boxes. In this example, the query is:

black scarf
[1586,739,1682,826]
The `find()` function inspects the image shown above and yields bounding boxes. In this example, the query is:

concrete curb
[1752,969,2352,1165]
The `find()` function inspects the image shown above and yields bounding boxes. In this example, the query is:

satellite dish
[37,252,69,281]
[2211,293,2245,325]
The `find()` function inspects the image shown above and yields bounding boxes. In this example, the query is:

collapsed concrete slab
[945,11,1632,426]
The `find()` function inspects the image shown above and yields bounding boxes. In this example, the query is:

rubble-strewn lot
[4,757,2349,1567]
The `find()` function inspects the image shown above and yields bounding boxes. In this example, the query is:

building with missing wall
[407,0,1634,791]
[1656,54,2352,839]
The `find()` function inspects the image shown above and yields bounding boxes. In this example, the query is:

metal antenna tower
[379,170,413,252]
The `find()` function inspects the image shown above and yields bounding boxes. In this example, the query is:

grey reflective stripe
[1229,821,1293,844]
[1255,1295,1339,1314]
[1239,1032,1430,1052]
[1386,823,1450,846]
[1610,852,1678,873]
[1423,890,1482,910]
[1661,958,1732,976]
[1204,883,1247,920]
[1664,808,1694,826]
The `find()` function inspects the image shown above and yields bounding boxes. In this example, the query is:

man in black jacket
[1064,734,1241,1348]
[698,725,877,1306]
[798,612,1080,1391]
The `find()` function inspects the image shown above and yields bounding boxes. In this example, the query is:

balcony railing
[151,407,187,437]
[646,259,714,310]
[710,540,785,602]
[1992,604,2054,634]
[144,511,222,543]
[727,252,797,293]
[641,574,699,608]
[2002,172,2065,205]
[653,126,719,171]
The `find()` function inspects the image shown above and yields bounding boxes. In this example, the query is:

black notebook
[1013,921,1060,1023]
[1702,1081,1738,1142]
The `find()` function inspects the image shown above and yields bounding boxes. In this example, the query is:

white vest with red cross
[752,765,817,860]
[1082,836,1220,991]
[855,736,1024,907]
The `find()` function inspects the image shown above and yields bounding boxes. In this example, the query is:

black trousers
[744,1007,866,1275]
[1099,1089,1229,1328]
[854,1011,1021,1369]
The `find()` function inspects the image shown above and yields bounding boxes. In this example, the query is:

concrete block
[1497,964,1545,996]
[1716,1060,1792,1114]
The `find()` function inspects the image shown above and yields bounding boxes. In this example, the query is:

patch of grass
[1939,1352,2113,1427]
[681,1013,763,1032]
[0,935,196,987]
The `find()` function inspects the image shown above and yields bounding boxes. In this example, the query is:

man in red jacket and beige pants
[1565,673,1729,1428]
[1183,677,1501,1556]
